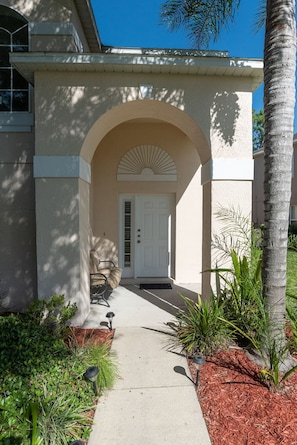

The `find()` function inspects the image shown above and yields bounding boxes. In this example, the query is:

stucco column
[201,158,254,299]
[34,156,91,326]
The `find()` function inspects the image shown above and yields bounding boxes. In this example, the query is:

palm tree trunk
[263,0,296,341]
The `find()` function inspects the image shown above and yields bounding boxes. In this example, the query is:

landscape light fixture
[193,355,205,387]
[83,366,99,396]
[106,311,115,330]
[69,441,84,445]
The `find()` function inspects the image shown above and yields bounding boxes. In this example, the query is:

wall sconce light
[106,311,115,330]
[83,366,99,396]
[193,355,205,386]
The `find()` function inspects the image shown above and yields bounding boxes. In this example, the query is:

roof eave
[10,51,263,90]
[74,0,102,52]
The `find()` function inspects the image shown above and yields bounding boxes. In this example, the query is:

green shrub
[0,297,118,443]
[24,294,77,338]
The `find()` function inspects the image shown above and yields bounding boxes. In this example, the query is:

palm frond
[160,0,241,48]
[253,0,266,33]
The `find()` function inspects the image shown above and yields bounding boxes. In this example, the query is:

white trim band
[34,156,91,183]
[29,22,83,52]
[201,158,254,184]
[0,112,34,132]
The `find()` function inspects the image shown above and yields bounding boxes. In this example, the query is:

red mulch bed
[66,327,114,347]
[188,348,297,445]
[68,327,297,444]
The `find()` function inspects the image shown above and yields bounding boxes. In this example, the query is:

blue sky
[91,0,295,130]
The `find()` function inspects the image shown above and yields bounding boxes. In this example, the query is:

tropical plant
[210,207,297,389]
[211,249,265,344]
[160,0,296,352]
[258,339,297,390]
[211,206,262,268]
[221,315,297,390]
[167,293,233,356]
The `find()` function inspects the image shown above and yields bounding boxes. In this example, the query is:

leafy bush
[24,294,77,338]
[0,296,118,444]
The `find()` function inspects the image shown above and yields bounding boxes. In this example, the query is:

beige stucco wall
[0,131,37,311]
[34,71,253,161]
[35,177,90,325]
[3,0,90,52]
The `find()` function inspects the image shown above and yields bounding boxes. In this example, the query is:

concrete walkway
[83,285,212,445]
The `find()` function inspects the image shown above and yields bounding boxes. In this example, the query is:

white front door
[135,195,173,277]
[119,194,174,278]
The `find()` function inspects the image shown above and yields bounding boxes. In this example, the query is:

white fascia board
[11,51,263,70]
[10,52,263,88]
[201,159,254,184]
[34,156,91,183]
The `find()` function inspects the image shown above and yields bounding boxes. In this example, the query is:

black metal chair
[90,260,120,307]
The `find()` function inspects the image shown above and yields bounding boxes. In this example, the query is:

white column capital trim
[34,156,91,183]
[201,158,254,184]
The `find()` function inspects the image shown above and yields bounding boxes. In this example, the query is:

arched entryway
[82,100,210,286]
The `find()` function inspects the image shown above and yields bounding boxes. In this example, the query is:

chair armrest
[90,272,108,286]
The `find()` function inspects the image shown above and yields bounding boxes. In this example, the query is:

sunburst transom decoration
[117,145,177,181]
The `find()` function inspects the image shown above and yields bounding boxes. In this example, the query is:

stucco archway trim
[80,100,210,164]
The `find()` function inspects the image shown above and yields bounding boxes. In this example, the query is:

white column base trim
[201,158,254,184]
[34,156,91,183]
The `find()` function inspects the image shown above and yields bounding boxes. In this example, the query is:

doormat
[139,283,172,290]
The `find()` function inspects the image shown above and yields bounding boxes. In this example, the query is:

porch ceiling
[11,51,263,90]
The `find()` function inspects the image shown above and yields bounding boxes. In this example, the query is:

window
[124,200,132,267]
[0,6,29,112]
[290,205,297,225]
